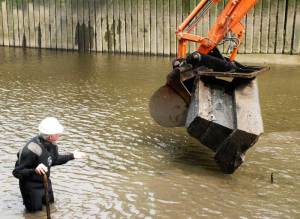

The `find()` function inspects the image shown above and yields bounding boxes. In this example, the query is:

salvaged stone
[185,76,263,173]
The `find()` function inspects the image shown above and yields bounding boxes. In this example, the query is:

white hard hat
[38,117,64,135]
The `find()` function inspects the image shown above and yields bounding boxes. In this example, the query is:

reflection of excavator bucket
[149,0,269,173]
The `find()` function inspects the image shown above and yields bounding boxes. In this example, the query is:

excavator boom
[177,0,257,60]
[150,0,269,173]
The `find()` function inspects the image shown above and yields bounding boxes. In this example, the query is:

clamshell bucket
[149,54,269,173]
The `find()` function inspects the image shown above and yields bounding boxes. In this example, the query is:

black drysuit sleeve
[12,150,37,179]
[52,145,74,166]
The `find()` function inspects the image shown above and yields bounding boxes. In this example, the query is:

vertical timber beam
[119,0,126,53]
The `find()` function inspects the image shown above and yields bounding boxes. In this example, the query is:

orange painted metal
[176,0,257,59]
[177,0,214,32]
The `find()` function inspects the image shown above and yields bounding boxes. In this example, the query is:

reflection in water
[0,48,299,218]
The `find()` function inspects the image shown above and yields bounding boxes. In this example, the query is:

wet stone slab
[186,76,264,173]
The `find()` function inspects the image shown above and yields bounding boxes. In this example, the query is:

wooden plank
[201,0,208,53]
[202,1,210,53]
[163,0,170,55]
[275,0,286,53]
[95,0,102,52]
[209,1,218,34]
[260,0,270,53]
[170,0,176,56]
[83,0,89,51]
[137,0,144,53]
[181,0,189,53]
[13,0,20,47]
[284,0,296,54]
[2,0,9,46]
[107,0,114,52]
[252,0,262,53]
[292,0,300,54]
[119,0,126,53]
[44,0,51,48]
[5,0,11,46]
[124,0,132,53]
[84,0,89,51]
[245,8,254,53]
[239,1,248,54]
[0,1,3,45]
[267,0,278,53]
[216,0,224,53]
[33,0,39,48]
[188,0,195,52]
[77,0,84,51]
[114,0,120,53]
[39,0,46,48]
[176,0,183,56]
[198,0,205,48]
[238,19,246,54]
[55,0,62,49]
[34,0,41,48]
[131,0,138,53]
[101,0,108,52]
[28,1,35,47]
[49,0,56,48]
[194,0,199,52]
[143,0,150,54]
[199,0,205,53]
[7,0,14,46]
[22,0,30,48]
[156,0,163,55]
[89,0,96,51]
[150,0,156,54]
[72,0,78,50]
[66,0,73,50]
[33,0,39,47]
[61,0,67,49]
[18,0,24,47]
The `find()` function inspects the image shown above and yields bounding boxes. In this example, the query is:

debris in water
[271,172,274,184]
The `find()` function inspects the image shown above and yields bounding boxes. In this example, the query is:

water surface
[0,48,299,219]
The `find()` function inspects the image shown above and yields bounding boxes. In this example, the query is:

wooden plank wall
[0,0,299,55]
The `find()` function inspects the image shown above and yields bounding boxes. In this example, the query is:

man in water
[12,117,87,212]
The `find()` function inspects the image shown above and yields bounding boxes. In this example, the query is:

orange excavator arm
[150,0,269,173]
[176,0,257,61]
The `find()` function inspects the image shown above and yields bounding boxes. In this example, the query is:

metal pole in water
[43,174,51,219]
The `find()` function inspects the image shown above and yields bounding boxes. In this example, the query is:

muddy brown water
[0,47,299,219]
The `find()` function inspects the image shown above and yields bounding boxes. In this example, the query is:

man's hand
[35,163,48,175]
[73,150,87,159]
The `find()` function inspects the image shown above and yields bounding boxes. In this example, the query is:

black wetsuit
[12,135,74,212]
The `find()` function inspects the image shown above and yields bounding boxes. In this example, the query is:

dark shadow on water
[154,137,226,176]
[143,124,228,177]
